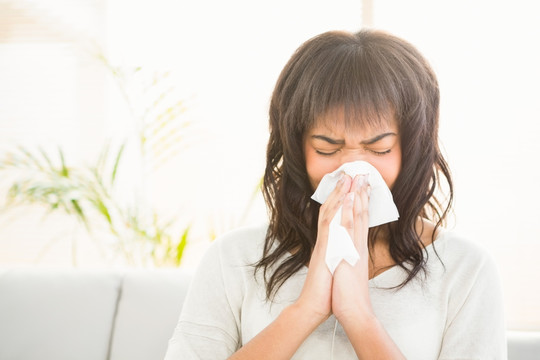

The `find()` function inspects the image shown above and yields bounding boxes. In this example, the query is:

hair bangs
[301,36,402,134]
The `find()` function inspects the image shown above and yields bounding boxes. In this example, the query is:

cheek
[305,149,338,189]
[372,151,401,189]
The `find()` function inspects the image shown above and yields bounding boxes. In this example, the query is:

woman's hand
[229,175,354,360]
[294,174,352,324]
[331,175,406,359]
[231,174,404,360]
[331,174,374,323]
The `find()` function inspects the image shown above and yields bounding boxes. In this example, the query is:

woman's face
[304,110,402,191]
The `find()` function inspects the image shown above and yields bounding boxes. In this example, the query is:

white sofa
[0,268,538,360]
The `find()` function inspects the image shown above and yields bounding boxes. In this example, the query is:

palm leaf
[96,141,110,176]
[16,146,45,171]
[70,199,91,231]
[111,143,125,185]
[175,226,189,266]
[58,147,69,177]
[37,146,55,170]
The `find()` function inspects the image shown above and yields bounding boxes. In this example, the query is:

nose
[339,149,367,166]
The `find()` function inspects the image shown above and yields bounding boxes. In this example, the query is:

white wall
[0,0,363,266]
[1,0,538,330]
[103,0,365,262]
[371,0,540,330]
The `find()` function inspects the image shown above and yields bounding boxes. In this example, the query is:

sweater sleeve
[164,239,241,360]
[438,251,507,360]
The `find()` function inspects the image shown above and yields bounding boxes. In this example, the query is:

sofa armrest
[508,331,540,360]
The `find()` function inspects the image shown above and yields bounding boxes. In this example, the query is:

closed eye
[368,149,392,156]
[315,150,339,156]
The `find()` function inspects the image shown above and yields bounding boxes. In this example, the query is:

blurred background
[0,0,538,331]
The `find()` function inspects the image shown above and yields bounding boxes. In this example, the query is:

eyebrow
[311,132,397,145]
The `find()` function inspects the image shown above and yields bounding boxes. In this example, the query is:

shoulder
[429,229,502,291]
[187,223,269,308]
[430,230,506,356]
[204,222,269,268]
[433,230,494,268]
[419,219,491,267]
[214,222,269,247]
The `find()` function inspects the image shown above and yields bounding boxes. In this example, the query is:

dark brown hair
[257,29,453,299]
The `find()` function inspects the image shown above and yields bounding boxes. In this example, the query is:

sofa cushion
[108,269,192,360]
[0,268,122,360]
[508,331,540,360]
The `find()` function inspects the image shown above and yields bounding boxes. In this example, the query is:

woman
[165,29,506,359]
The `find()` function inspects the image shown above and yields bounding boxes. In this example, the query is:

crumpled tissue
[311,161,399,274]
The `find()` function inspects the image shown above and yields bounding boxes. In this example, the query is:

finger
[318,174,351,228]
[341,191,355,237]
[353,174,370,252]
[316,174,352,257]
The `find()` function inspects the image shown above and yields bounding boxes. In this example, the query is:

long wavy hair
[256,29,453,299]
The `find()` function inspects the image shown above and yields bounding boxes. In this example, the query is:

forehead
[310,107,398,136]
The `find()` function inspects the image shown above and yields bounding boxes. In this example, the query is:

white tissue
[311,161,399,274]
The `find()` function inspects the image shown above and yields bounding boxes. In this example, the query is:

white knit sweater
[165,223,507,359]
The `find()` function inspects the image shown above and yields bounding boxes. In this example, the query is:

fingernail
[356,174,367,190]
[337,172,346,186]
[346,192,355,204]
